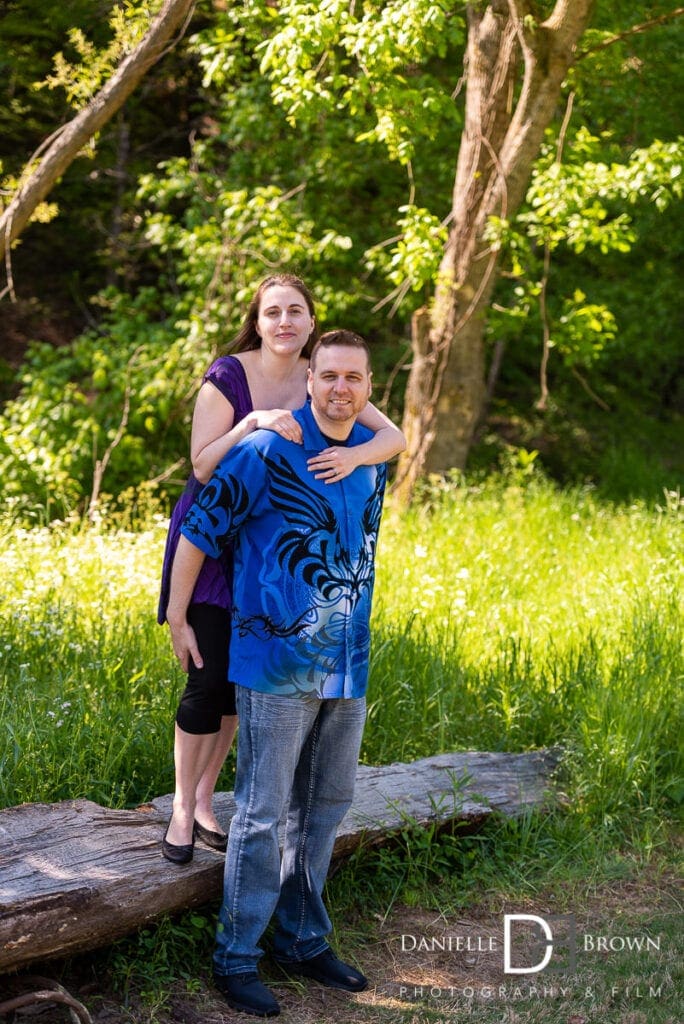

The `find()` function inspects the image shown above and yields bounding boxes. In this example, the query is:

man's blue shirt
[180,402,387,699]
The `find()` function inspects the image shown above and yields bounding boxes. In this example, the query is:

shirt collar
[294,400,366,452]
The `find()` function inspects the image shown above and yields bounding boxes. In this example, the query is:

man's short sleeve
[180,440,264,557]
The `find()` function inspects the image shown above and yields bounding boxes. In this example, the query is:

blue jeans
[213,686,367,976]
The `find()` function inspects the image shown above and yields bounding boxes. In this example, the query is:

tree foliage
[0,178,354,518]
[0,1,682,517]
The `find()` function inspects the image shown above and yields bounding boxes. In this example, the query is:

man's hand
[168,616,203,674]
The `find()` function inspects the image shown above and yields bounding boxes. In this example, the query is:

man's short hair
[309,329,371,371]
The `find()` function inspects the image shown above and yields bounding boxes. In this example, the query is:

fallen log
[0,749,559,974]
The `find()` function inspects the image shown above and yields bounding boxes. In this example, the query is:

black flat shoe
[161,825,194,864]
[213,971,280,1017]
[281,948,368,992]
[194,819,228,852]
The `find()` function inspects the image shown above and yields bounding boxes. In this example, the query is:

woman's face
[255,284,314,358]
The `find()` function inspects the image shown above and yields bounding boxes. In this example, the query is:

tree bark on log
[0,749,560,974]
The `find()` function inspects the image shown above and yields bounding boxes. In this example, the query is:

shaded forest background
[0,0,682,521]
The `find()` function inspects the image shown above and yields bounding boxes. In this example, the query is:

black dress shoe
[194,819,228,852]
[161,825,194,864]
[213,971,280,1017]
[282,948,368,992]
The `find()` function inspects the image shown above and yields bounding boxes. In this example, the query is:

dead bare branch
[578,7,684,58]
[0,0,197,278]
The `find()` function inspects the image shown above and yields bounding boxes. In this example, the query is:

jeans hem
[273,941,330,966]
[212,961,262,978]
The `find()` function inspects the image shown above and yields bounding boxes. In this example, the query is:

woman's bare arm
[191,382,302,483]
[307,401,406,483]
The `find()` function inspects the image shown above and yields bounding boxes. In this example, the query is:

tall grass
[366,479,683,837]
[1,478,682,848]
[0,519,177,807]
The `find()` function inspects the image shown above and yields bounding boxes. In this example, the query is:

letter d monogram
[503,914,554,974]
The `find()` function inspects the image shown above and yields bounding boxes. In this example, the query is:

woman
[158,273,405,863]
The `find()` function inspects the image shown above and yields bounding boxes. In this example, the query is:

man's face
[307,345,372,432]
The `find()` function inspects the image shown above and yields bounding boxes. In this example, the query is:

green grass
[1,476,681,834]
[55,829,683,1023]
[0,519,179,806]
[367,477,683,838]
[3,476,680,1021]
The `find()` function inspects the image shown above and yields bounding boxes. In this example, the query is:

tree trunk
[0,0,196,267]
[395,0,595,504]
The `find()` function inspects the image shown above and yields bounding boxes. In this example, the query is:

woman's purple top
[157,356,253,624]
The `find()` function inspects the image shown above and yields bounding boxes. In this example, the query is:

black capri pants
[175,603,236,734]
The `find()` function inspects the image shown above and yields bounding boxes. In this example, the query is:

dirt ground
[2,867,681,1024]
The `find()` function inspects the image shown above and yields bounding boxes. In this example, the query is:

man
[166,330,387,1018]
